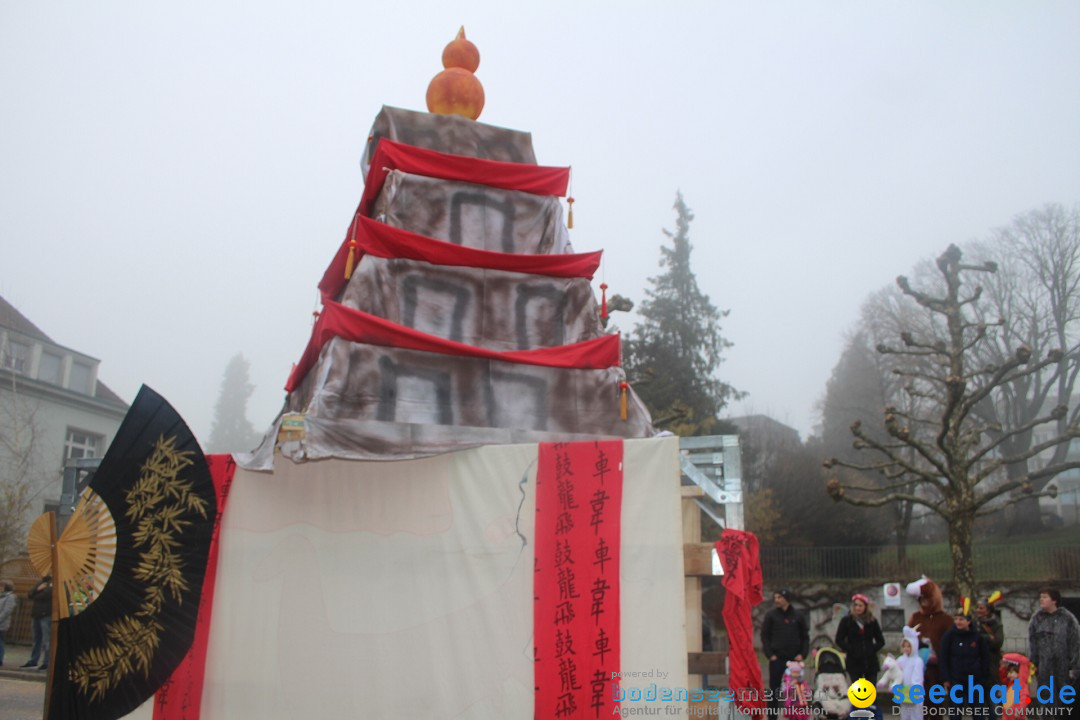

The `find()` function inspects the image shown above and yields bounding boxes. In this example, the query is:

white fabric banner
[120,437,685,719]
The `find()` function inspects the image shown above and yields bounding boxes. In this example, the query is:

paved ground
[1,643,48,680]
[0,675,47,720]
[0,644,48,719]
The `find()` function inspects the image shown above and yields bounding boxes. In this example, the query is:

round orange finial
[442,26,479,72]
[426,26,485,120]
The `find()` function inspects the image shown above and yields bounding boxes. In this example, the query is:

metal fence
[760,545,1080,583]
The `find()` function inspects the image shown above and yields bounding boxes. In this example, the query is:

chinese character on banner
[535,441,623,719]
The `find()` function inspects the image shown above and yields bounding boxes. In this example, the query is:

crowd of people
[0,575,51,670]
[760,579,1080,718]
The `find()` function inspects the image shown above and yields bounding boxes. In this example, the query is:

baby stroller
[812,647,852,719]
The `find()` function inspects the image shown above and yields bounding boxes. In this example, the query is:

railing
[760,545,1080,583]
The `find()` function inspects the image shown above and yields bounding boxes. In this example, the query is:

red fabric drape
[717,530,766,715]
[319,216,602,302]
[152,454,236,720]
[535,441,623,719]
[357,138,570,218]
[285,300,621,392]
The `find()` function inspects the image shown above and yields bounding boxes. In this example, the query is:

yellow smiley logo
[847,678,877,708]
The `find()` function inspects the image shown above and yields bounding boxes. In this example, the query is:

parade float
[31,30,715,720]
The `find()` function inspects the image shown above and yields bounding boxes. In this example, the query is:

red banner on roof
[358,139,570,217]
[319,216,602,302]
[285,301,621,392]
[534,440,623,719]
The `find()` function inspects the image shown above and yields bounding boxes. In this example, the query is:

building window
[2,340,30,373]
[69,361,94,395]
[39,351,64,385]
[881,608,905,632]
[65,429,103,460]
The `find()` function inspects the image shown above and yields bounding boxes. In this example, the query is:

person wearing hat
[762,589,809,717]
[939,603,990,711]
[835,593,886,682]
[974,594,1004,690]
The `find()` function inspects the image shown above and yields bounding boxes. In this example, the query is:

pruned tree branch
[823,221,1080,597]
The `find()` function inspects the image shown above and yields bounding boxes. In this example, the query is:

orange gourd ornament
[426,27,485,120]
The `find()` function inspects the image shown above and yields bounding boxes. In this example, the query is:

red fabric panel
[284,301,621,392]
[152,454,236,720]
[534,441,623,719]
[319,216,602,302]
[357,138,570,218]
[717,530,766,715]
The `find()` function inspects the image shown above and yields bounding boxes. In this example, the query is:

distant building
[0,295,128,553]
[725,414,801,496]
[726,414,802,447]
[1032,407,1080,526]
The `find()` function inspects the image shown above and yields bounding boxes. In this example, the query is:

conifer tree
[207,353,261,452]
[624,193,741,433]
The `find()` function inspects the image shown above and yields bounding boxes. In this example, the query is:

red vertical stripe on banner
[535,440,622,719]
[153,454,236,720]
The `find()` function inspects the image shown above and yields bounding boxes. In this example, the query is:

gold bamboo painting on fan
[30,384,219,720]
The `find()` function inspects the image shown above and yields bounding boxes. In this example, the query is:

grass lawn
[871,524,1080,582]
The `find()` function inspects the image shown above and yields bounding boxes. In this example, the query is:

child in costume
[906,576,952,687]
[895,626,925,720]
[782,660,813,719]
[1000,653,1031,718]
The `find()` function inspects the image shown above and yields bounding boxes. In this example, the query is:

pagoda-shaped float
[84,32,688,720]
[251,37,655,465]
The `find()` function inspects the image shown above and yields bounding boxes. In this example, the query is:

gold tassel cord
[345,213,360,279]
[619,382,628,421]
[566,167,574,229]
[345,240,357,280]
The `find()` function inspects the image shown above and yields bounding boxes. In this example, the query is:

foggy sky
[2,1,1078,443]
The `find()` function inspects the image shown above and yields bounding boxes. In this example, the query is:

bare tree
[824,244,1080,596]
[966,203,1080,531]
[0,376,48,564]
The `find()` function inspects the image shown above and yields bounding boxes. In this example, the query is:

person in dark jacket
[939,608,990,711]
[762,589,809,717]
[834,593,885,681]
[974,597,1004,689]
[21,575,52,670]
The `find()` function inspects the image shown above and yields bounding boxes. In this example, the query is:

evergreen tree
[207,353,261,452]
[819,330,918,556]
[624,193,741,433]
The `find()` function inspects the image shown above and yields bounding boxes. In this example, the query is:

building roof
[0,294,127,407]
[726,414,802,445]
[0,294,54,343]
[92,375,126,406]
